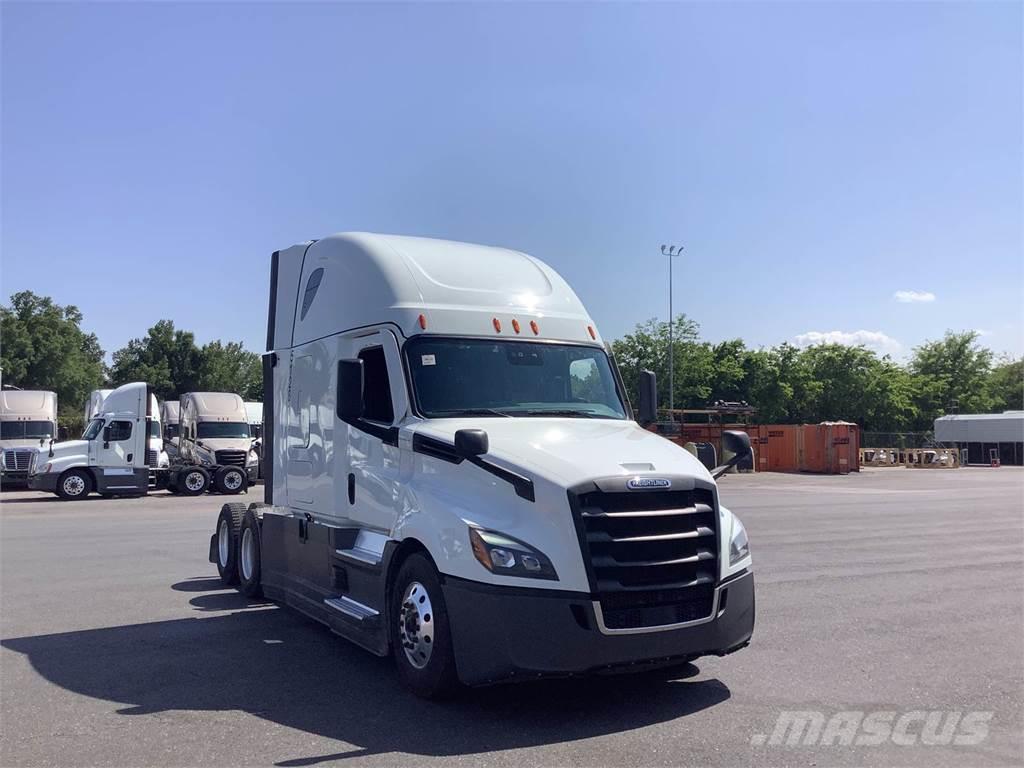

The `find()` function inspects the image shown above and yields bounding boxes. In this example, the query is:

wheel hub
[398,581,434,669]
[225,472,242,490]
[63,475,85,496]
[185,472,204,491]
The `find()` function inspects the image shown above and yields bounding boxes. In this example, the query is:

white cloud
[974,328,992,337]
[793,329,903,355]
[894,290,936,303]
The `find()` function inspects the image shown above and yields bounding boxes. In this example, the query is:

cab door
[343,329,408,533]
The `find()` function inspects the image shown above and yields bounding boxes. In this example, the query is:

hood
[0,438,51,450]
[411,418,712,487]
[47,440,89,459]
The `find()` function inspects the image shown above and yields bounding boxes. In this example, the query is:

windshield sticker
[421,354,436,366]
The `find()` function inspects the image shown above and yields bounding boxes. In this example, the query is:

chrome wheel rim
[218,519,230,567]
[185,471,205,492]
[241,526,255,581]
[399,581,434,669]
[224,470,243,491]
[63,475,85,496]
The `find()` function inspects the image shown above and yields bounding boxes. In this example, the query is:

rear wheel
[214,466,246,495]
[215,503,247,585]
[56,469,92,501]
[236,510,262,597]
[180,468,210,496]
[390,553,459,699]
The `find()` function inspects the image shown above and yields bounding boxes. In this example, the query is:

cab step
[324,595,379,621]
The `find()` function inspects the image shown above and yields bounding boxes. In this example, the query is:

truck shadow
[2,581,731,763]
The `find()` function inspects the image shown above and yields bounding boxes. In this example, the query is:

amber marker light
[530,320,540,335]
[493,318,502,333]
[418,314,427,330]
[511,318,521,334]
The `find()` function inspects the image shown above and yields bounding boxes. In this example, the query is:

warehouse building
[934,412,1024,466]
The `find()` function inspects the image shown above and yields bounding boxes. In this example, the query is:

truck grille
[215,450,247,468]
[3,449,34,472]
[569,483,719,630]
[146,449,158,467]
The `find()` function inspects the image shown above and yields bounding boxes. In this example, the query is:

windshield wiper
[430,408,513,418]
[519,409,601,418]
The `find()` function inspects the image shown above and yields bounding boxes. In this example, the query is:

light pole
[661,244,683,425]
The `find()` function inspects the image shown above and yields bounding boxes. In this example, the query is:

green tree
[611,314,711,410]
[0,291,106,422]
[109,320,202,400]
[197,341,262,400]
[988,356,1023,413]
[908,331,994,427]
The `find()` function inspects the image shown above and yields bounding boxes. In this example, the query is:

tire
[179,467,210,496]
[214,466,247,495]
[215,503,247,586]
[56,469,93,501]
[236,509,263,597]
[390,553,459,699]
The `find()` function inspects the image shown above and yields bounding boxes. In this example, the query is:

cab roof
[0,390,57,418]
[269,232,600,350]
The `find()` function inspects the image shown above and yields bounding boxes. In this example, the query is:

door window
[358,346,394,423]
[108,421,132,441]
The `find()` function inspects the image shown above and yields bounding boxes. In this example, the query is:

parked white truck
[1,390,58,486]
[209,233,754,697]
[160,400,181,461]
[86,389,168,480]
[172,392,258,494]
[29,383,155,499]
[83,389,113,425]
[244,401,264,479]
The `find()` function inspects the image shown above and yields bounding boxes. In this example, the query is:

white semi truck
[209,232,754,697]
[161,400,181,461]
[1,389,58,486]
[83,389,113,425]
[29,383,156,499]
[172,392,258,494]
[244,401,264,479]
[86,389,169,481]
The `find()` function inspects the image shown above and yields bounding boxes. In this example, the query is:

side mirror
[454,429,489,458]
[102,425,111,448]
[711,430,753,480]
[337,359,365,420]
[722,430,751,457]
[197,440,205,447]
[637,369,657,426]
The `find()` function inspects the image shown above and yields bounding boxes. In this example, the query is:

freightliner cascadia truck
[209,232,754,697]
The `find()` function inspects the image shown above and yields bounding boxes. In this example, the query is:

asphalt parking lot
[1,468,1022,767]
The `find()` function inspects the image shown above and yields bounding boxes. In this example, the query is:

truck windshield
[82,419,104,440]
[197,422,251,439]
[0,420,55,439]
[407,338,627,419]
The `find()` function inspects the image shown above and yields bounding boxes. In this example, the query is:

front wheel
[56,469,93,501]
[390,553,459,699]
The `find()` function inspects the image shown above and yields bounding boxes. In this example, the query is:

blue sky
[2,2,1021,362]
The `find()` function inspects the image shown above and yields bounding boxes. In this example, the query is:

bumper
[27,472,59,492]
[247,466,259,483]
[443,570,755,686]
[1,470,29,483]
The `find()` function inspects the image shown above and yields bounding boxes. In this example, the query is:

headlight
[469,528,557,580]
[730,515,750,566]
[247,453,258,467]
